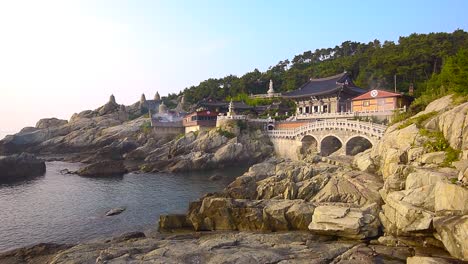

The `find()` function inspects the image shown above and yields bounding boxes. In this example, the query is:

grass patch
[216,128,236,139]
[140,121,152,134]
[420,128,461,166]
[397,111,438,129]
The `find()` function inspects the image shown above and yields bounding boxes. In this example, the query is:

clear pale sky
[0,0,467,135]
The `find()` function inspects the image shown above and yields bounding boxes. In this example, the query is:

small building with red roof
[183,109,219,133]
[351,89,411,112]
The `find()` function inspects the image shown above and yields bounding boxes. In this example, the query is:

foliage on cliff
[182,30,468,105]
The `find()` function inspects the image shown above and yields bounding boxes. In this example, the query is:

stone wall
[270,137,301,160]
[153,126,184,136]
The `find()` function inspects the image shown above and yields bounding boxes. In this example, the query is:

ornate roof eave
[282,86,343,99]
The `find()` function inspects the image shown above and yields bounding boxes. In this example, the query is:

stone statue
[227,100,235,117]
[267,80,274,95]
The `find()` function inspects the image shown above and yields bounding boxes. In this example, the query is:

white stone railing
[296,108,405,120]
[267,119,387,139]
[217,115,247,121]
[249,93,282,99]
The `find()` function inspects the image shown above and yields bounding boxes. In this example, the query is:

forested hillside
[182,30,468,108]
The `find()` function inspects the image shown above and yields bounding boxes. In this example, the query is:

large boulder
[308,203,380,239]
[433,215,468,261]
[185,197,316,232]
[0,153,46,182]
[77,160,127,177]
[434,182,468,216]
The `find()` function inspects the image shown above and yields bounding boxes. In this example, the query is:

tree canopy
[182,30,468,105]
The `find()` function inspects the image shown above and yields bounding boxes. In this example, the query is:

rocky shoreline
[0,95,467,263]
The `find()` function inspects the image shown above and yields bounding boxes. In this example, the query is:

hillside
[182,30,468,110]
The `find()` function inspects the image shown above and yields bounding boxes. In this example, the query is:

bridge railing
[267,119,386,139]
[295,108,405,120]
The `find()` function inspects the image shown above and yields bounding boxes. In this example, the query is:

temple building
[282,72,367,116]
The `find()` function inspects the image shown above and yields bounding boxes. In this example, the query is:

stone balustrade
[296,108,405,120]
[267,119,386,140]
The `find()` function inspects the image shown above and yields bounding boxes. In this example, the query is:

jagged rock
[434,182,468,216]
[158,214,192,231]
[421,151,447,165]
[433,215,468,261]
[0,243,73,264]
[48,231,414,264]
[380,189,434,234]
[212,141,243,163]
[407,256,461,264]
[185,197,317,232]
[405,168,455,190]
[35,118,68,129]
[308,203,380,239]
[352,149,376,173]
[77,160,127,177]
[430,100,468,150]
[0,153,46,182]
[416,94,453,117]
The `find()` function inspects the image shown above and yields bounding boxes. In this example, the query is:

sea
[0,161,247,252]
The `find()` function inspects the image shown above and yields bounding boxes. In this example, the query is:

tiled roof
[352,90,402,101]
[282,73,366,98]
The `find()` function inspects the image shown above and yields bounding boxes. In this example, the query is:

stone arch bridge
[267,120,387,159]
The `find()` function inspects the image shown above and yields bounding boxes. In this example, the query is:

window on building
[362,100,370,107]
[305,106,310,114]
[313,106,319,113]
[378,99,385,106]
[323,105,328,113]
[299,107,303,114]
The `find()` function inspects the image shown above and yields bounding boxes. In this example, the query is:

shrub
[140,121,152,134]
[216,128,236,139]
[397,111,437,129]
[420,128,461,167]
[236,120,247,131]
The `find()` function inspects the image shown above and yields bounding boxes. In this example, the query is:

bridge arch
[345,135,374,156]
[300,135,319,156]
[320,134,344,156]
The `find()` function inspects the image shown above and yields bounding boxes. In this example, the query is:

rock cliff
[358,95,468,260]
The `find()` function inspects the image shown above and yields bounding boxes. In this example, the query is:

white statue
[267,79,274,95]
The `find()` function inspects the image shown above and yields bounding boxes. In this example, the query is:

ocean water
[0,161,247,252]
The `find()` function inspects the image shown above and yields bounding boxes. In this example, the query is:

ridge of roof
[308,72,347,82]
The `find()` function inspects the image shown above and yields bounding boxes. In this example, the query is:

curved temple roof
[282,72,366,98]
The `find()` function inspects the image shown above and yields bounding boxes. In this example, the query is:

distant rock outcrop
[35,118,68,129]
[0,153,46,182]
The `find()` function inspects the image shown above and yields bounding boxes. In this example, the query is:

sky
[0,0,467,136]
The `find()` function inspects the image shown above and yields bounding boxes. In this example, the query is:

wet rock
[159,214,192,231]
[77,160,127,177]
[105,207,126,216]
[209,174,222,181]
[0,153,46,182]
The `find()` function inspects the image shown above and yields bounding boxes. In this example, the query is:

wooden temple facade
[282,72,367,116]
